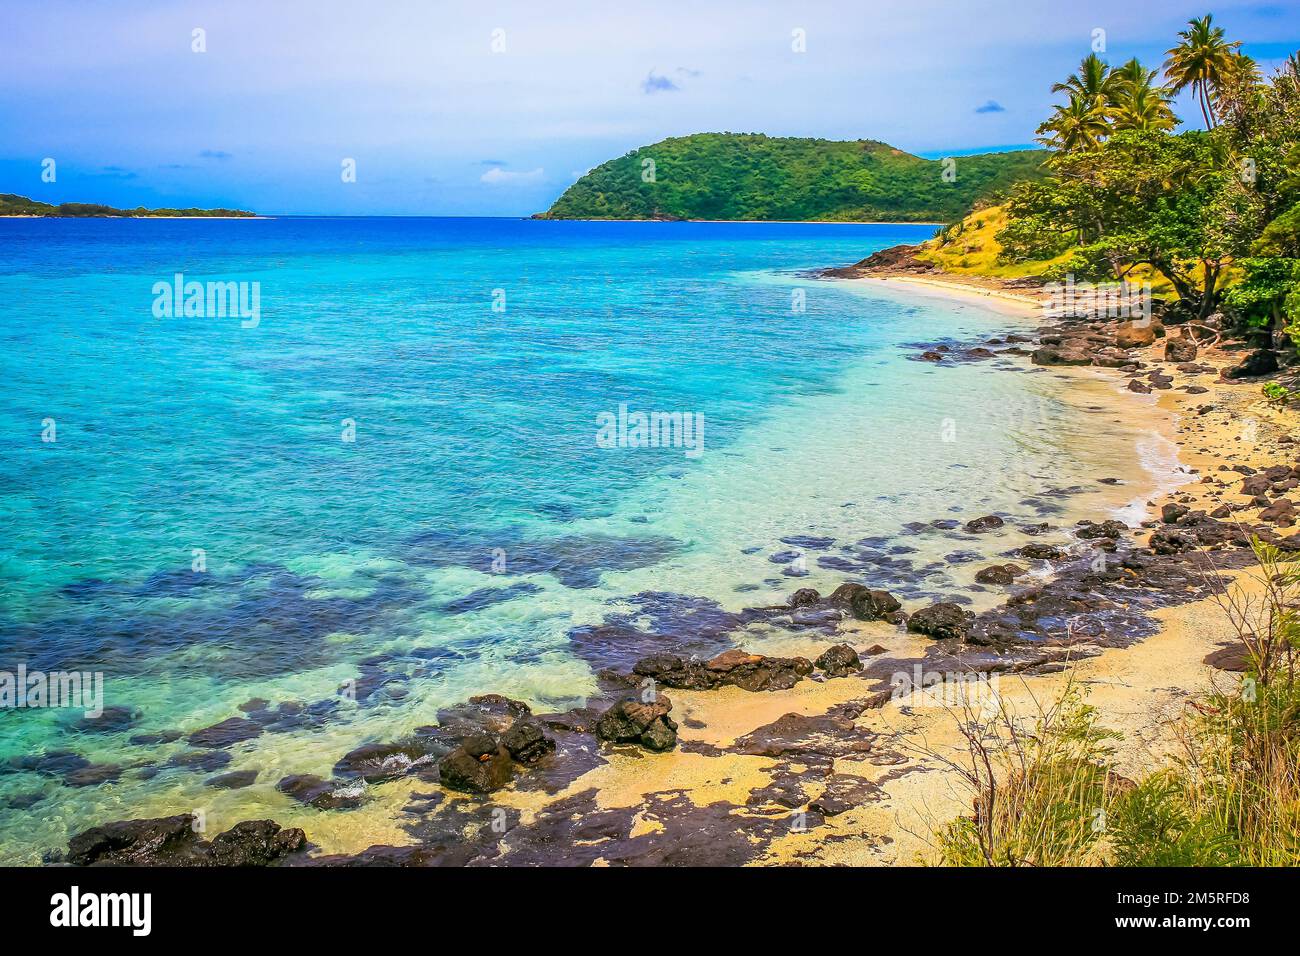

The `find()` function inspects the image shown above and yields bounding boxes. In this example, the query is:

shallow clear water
[0,218,1153,862]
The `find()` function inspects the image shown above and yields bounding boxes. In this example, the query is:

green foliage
[541,134,1047,223]
[934,537,1300,868]
[1000,130,1244,306]
[1040,243,1120,283]
[1256,202,1300,256]
[1222,257,1300,335]
[0,193,254,218]
[1263,381,1294,405]
[1107,772,1236,866]
[934,687,1120,867]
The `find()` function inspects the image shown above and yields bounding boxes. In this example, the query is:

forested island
[538,134,1046,222]
[0,193,255,218]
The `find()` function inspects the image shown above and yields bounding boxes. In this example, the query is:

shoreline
[845,273,1043,316]
[27,262,1298,868]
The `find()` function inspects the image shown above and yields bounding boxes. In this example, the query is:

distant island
[0,193,256,218]
[537,133,1046,223]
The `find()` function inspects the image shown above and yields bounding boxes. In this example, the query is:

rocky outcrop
[906,602,973,641]
[964,515,1005,533]
[813,644,863,678]
[820,243,936,278]
[974,563,1026,585]
[1164,329,1199,363]
[827,583,905,623]
[1223,349,1279,379]
[632,648,814,692]
[437,734,515,794]
[1032,346,1093,367]
[64,814,305,866]
[595,693,678,752]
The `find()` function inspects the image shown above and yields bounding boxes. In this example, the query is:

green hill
[539,134,1047,223]
[0,193,255,217]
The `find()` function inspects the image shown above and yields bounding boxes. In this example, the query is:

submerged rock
[277,774,366,810]
[186,717,263,749]
[334,740,437,783]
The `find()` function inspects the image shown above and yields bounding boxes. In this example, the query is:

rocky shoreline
[45,257,1300,867]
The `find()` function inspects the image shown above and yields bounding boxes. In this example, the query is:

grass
[930,537,1300,867]
[917,203,1177,294]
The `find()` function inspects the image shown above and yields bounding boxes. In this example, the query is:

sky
[1,0,1298,216]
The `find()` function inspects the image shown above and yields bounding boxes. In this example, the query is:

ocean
[0,217,1158,862]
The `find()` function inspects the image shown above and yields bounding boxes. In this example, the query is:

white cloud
[480,166,545,184]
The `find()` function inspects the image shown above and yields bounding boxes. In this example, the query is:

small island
[0,192,256,218]
[536,133,1046,222]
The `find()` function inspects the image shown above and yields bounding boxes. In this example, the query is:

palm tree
[1036,93,1112,152]
[1164,14,1243,128]
[1111,84,1179,132]
[1051,53,1122,108]
[1109,58,1178,132]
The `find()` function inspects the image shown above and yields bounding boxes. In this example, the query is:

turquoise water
[0,218,1150,862]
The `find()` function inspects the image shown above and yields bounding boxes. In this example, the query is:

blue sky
[1,0,1297,215]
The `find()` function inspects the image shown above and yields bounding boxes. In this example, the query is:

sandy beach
[242,275,1294,866]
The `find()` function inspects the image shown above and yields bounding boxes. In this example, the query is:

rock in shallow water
[906,602,973,641]
[437,735,515,794]
[964,515,1005,533]
[186,717,263,749]
[974,563,1026,586]
[64,814,305,866]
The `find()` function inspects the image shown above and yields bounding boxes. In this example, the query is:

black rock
[964,515,1005,533]
[501,719,556,764]
[907,602,972,641]
[813,644,863,678]
[186,717,264,749]
[595,694,678,752]
[1223,349,1279,379]
[437,736,515,793]
[788,587,821,608]
[65,814,305,867]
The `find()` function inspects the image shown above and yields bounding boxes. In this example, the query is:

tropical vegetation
[932,537,1300,867]
[0,193,254,217]
[539,134,1046,222]
[989,14,1300,341]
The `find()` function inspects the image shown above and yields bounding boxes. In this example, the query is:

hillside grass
[917,204,1178,293]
